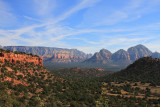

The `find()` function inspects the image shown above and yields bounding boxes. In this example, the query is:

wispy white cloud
[23,16,42,22]
[40,0,102,25]
[0,21,160,52]
[0,36,17,46]
[67,37,100,45]
[81,0,160,27]
[0,0,17,26]
[55,0,101,22]
[0,0,102,48]
[0,0,160,54]
[33,0,57,16]
[94,11,128,25]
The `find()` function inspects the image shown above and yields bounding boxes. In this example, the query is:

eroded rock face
[128,44,152,61]
[0,52,43,66]
[85,45,154,65]
[90,52,105,63]
[84,49,112,64]
[99,49,112,60]
[46,53,84,63]
[112,49,130,61]
[4,46,92,63]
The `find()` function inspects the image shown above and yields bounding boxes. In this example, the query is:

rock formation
[4,46,92,63]
[0,49,43,66]
[112,49,130,62]
[85,44,154,65]
[84,49,112,64]
[127,44,152,61]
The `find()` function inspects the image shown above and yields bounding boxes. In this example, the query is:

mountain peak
[99,48,112,55]
[129,44,148,49]
[117,49,126,52]
[128,44,152,61]
[84,49,112,64]
[112,49,130,62]
[135,44,145,47]
[100,48,109,52]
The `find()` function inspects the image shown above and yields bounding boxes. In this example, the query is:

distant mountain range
[3,46,92,63]
[3,45,160,69]
[85,44,160,66]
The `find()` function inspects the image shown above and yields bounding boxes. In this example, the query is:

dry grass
[103,81,160,100]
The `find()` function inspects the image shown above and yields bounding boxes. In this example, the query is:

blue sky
[0,0,160,53]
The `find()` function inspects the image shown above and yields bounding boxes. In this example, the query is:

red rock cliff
[49,53,84,63]
[0,52,43,66]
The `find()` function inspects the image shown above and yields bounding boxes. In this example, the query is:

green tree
[0,90,13,107]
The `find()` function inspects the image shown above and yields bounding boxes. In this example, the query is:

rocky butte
[0,49,43,66]
[45,50,87,63]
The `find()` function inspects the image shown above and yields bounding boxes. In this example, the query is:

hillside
[52,67,110,78]
[96,57,160,106]
[105,57,160,85]
[0,49,43,66]
[0,49,59,106]
[0,49,102,106]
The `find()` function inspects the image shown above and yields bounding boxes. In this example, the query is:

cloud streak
[0,0,102,47]
[0,0,160,53]
[33,0,57,16]
[0,0,17,26]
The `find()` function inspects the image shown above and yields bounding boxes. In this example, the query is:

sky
[0,0,160,54]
